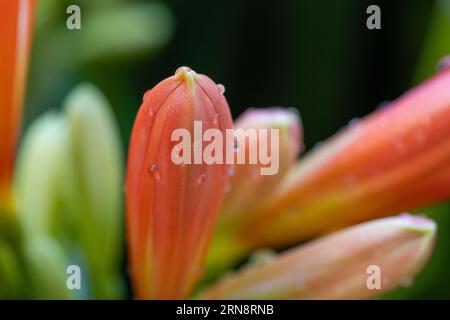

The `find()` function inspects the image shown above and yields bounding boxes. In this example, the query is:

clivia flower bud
[218,107,303,227]
[206,108,302,275]
[201,214,436,299]
[243,68,450,248]
[126,67,233,299]
[14,112,69,238]
[15,83,124,299]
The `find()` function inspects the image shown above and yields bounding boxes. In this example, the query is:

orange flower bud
[219,107,303,227]
[0,0,35,212]
[126,67,233,299]
[206,108,302,274]
[244,68,450,247]
[201,214,436,299]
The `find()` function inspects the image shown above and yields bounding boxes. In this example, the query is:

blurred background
[23,0,450,299]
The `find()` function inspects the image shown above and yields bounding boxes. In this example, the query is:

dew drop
[148,108,154,117]
[213,114,220,125]
[142,90,151,102]
[175,66,192,74]
[149,164,161,180]
[217,84,226,95]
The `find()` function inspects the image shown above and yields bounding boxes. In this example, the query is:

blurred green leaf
[23,236,73,299]
[0,239,23,299]
[414,0,450,82]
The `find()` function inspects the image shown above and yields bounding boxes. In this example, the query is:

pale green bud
[63,83,123,299]
[14,112,72,241]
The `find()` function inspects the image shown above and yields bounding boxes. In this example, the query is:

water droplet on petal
[217,84,225,94]
[213,114,220,125]
[149,164,161,180]
[148,108,154,117]
[175,66,193,74]
[143,90,151,102]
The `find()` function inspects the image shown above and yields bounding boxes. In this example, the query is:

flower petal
[244,69,450,247]
[201,214,436,299]
[0,0,35,213]
[219,107,303,228]
[126,67,233,299]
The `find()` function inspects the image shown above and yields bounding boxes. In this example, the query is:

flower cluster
[1,2,449,300]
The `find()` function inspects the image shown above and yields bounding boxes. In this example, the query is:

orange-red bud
[126,67,233,299]
[0,0,35,212]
